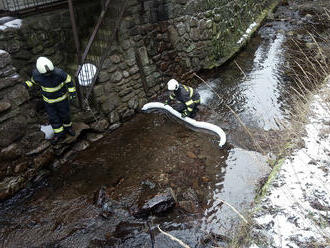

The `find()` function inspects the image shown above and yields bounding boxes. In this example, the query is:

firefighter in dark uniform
[165,79,200,118]
[25,57,76,144]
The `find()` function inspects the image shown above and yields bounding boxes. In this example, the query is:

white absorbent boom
[142,102,226,147]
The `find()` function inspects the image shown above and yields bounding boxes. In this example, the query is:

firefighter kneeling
[25,57,76,144]
[165,79,200,118]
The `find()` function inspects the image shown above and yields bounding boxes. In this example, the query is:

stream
[0,4,322,248]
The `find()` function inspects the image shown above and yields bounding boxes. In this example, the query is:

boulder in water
[134,188,176,218]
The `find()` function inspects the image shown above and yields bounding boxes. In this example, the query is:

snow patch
[0,17,15,24]
[237,22,257,44]
[0,18,23,30]
[4,19,22,28]
[250,80,330,247]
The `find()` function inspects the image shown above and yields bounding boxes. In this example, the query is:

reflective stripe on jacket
[25,68,76,104]
[170,83,200,112]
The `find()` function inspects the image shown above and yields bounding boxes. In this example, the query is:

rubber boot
[66,127,76,137]
[50,133,66,145]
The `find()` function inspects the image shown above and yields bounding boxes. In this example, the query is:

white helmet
[167,79,179,91]
[36,57,54,74]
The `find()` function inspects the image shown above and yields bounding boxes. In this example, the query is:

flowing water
[0,5,316,248]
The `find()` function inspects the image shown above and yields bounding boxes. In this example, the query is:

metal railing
[74,0,128,110]
[0,0,69,16]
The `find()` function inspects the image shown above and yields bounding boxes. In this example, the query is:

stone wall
[0,0,279,200]
[0,2,100,200]
[0,1,99,78]
[90,0,279,123]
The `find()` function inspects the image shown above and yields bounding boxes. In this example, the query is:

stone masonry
[0,0,279,200]
[90,0,279,124]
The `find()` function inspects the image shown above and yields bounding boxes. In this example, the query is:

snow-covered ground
[237,22,257,45]
[249,76,330,248]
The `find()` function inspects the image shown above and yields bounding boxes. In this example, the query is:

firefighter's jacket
[169,83,200,114]
[25,68,76,104]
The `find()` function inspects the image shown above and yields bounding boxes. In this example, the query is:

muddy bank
[0,113,270,247]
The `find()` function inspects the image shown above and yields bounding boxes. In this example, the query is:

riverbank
[244,0,330,247]
[248,75,330,248]
[0,1,329,247]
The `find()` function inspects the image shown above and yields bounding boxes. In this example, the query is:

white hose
[142,102,226,147]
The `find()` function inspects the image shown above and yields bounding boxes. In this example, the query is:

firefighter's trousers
[44,99,72,137]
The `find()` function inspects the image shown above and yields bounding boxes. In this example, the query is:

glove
[181,110,188,118]
[69,93,77,106]
[69,93,77,101]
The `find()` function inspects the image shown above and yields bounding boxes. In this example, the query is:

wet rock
[98,71,110,83]
[0,101,11,113]
[158,173,169,184]
[308,159,318,165]
[0,116,27,148]
[197,153,207,160]
[141,180,156,190]
[182,187,199,203]
[101,201,114,219]
[72,110,95,123]
[94,186,109,208]
[93,186,122,219]
[109,123,121,131]
[63,122,89,144]
[33,170,50,183]
[305,14,313,19]
[178,200,197,213]
[53,144,70,156]
[14,161,28,174]
[0,143,21,161]
[87,133,104,143]
[21,131,45,151]
[0,74,21,90]
[33,150,54,169]
[186,151,197,159]
[135,188,176,218]
[109,111,120,124]
[128,97,138,110]
[91,119,109,132]
[6,84,30,106]
[61,150,75,163]
[122,109,135,120]
[72,140,90,152]
[0,50,11,68]
[201,232,232,246]
[201,176,210,183]
[0,176,25,200]
[26,141,50,156]
[51,159,61,170]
